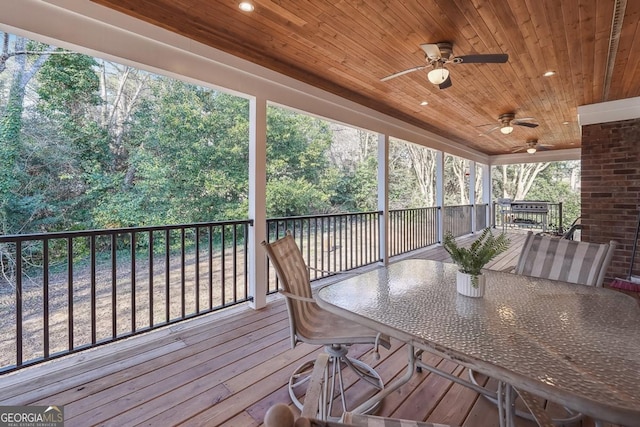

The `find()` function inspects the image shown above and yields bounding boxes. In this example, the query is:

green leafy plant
[443,228,510,281]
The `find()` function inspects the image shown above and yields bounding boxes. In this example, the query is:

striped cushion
[342,413,452,427]
[514,232,613,286]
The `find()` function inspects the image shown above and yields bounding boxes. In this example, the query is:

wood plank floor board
[183,347,325,426]
[2,339,188,406]
[81,337,319,425]
[54,327,293,420]
[426,366,485,426]
[389,359,461,421]
[1,300,288,403]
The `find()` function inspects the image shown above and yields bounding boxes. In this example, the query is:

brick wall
[581,117,640,295]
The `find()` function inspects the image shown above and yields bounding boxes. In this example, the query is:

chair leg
[288,345,384,420]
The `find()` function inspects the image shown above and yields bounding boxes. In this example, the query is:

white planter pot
[456,270,485,298]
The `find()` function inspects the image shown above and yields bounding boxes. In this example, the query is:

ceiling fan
[513,139,552,154]
[380,41,508,89]
[478,113,538,135]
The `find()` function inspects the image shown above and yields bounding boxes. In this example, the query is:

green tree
[93,78,251,227]
[266,107,336,216]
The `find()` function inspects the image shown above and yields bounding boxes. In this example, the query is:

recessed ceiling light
[562,121,570,125]
[543,71,556,77]
[420,101,428,106]
[239,2,255,12]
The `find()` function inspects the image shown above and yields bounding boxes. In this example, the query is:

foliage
[266,106,338,216]
[525,162,581,226]
[443,228,510,278]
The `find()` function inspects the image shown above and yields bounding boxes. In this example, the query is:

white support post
[469,160,477,232]
[482,163,492,228]
[249,96,267,310]
[378,133,389,265]
[436,151,445,243]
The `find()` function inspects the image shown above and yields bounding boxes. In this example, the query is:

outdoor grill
[501,200,549,231]
[509,201,549,214]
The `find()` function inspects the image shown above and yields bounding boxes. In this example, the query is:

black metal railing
[2,201,560,373]
[265,212,381,293]
[443,205,473,237]
[475,204,489,229]
[388,207,439,257]
[0,220,251,373]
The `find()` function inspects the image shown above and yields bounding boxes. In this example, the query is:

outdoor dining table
[316,259,640,427]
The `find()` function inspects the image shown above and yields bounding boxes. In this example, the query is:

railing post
[558,202,564,233]
[377,133,389,265]
[469,161,476,233]
[436,151,444,243]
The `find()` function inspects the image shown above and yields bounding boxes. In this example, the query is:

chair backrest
[261,231,314,347]
[514,231,617,287]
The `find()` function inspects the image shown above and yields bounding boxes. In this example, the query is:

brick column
[581,117,640,296]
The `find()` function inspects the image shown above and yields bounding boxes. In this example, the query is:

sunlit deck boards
[0,231,604,426]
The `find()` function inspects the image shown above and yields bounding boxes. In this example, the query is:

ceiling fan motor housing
[499,113,516,125]
[436,42,453,61]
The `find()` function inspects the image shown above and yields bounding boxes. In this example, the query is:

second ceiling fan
[380,42,508,89]
[479,113,539,135]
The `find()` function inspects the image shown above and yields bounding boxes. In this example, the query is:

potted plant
[443,228,510,297]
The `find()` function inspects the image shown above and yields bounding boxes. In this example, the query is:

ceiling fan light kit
[500,125,514,134]
[427,67,450,85]
[513,139,551,154]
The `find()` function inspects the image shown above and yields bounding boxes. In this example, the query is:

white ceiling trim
[490,148,581,166]
[578,96,640,126]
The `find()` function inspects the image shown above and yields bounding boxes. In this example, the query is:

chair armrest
[279,290,315,303]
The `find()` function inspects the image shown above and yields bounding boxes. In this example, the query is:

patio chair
[470,231,617,424]
[264,353,457,427]
[262,232,391,418]
[514,230,616,287]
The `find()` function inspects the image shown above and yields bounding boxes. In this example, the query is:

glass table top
[317,259,640,424]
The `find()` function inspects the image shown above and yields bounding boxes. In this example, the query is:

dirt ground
[0,247,250,369]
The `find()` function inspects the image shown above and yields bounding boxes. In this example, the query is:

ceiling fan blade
[512,147,527,153]
[420,43,441,60]
[513,122,539,128]
[482,125,501,135]
[454,53,509,63]
[380,65,426,82]
[438,75,452,89]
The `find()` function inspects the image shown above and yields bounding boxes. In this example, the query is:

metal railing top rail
[267,210,381,222]
[0,219,254,242]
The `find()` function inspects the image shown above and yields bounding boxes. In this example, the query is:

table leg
[497,381,516,427]
[350,345,416,414]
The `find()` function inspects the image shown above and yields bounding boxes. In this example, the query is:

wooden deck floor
[0,231,604,426]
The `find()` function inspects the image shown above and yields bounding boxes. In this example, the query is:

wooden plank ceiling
[90,0,640,156]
